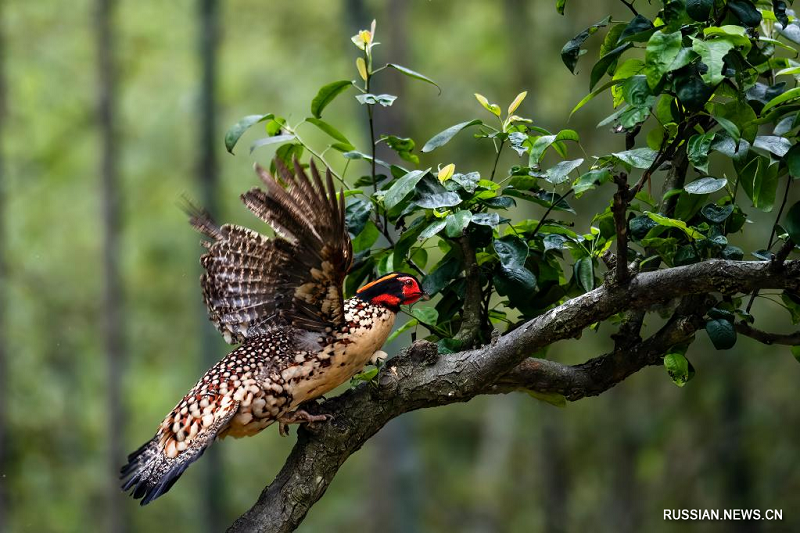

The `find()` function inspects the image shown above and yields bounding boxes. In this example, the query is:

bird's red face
[356,272,428,311]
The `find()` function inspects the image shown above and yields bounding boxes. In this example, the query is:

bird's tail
[120,390,238,505]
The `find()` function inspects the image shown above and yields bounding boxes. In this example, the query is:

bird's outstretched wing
[189,158,352,343]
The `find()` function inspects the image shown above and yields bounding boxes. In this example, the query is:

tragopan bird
[121,159,427,504]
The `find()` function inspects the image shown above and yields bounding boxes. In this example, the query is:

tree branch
[228,260,799,532]
[454,234,483,347]
[735,322,800,346]
[612,173,631,284]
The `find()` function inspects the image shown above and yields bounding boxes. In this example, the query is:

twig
[735,321,800,346]
[618,0,639,16]
[490,139,505,181]
[529,189,575,239]
[747,176,794,311]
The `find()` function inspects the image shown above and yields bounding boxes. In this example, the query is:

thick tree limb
[228,260,799,533]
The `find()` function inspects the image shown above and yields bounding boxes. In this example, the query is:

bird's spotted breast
[283,299,395,408]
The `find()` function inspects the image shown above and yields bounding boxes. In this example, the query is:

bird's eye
[404,279,413,286]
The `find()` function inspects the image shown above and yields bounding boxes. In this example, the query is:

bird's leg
[369,350,387,367]
[277,409,333,437]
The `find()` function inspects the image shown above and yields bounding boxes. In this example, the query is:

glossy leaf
[224,114,273,154]
[249,134,296,154]
[706,318,737,349]
[664,352,695,386]
[645,31,683,89]
[311,80,353,118]
[784,201,800,244]
[686,0,713,21]
[305,117,353,147]
[692,38,734,85]
[414,176,462,208]
[421,119,482,152]
[685,177,727,194]
[387,64,441,93]
[384,169,427,210]
[545,158,583,184]
[560,16,611,73]
[574,256,594,292]
[687,132,715,173]
[445,210,472,237]
[590,43,633,90]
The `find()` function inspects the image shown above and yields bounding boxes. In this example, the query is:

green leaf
[526,391,567,407]
[556,0,566,15]
[224,114,273,154]
[739,156,779,212]
[753,136,792,158]
[573,168,611,197]
[784,201,800,244]
[590,43,633,90]
[619,15,656,43]
[687,132,716,173]
[386,64,441,94]
[762,87,800,113]
[387,319,419,343]
[685,177,727,194]
[706,318,737,350]
[471,213,501,227]
[414,176,462,209]
[421,119,482,153]
[249,134,296,154]
[311,80,353,118]
[612,147,658,169]
[664,352,695,386]
[645,31,683,89]
[545,158,583,184]
[384,169,428,210]
[792,345,800,363]
[418,219,448,241]
[692,38,734,85]
[560,16,611,73]
[686,0,713,21]
[701,203,734,223]
[445,210,473,237]
[786,144,800,178]
[646,212,705,240]
[574,256,595,292]
[570,79,623,117]
[355,93,397,107]
[351,220,380,253]
[529,130,580,164]
[675,72,713,111]
[728,0,762,27]
[305,117,353,148]
[494,235,529,268]
[713,115,740,143]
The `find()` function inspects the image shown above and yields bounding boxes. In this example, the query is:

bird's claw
[277,409,333,437]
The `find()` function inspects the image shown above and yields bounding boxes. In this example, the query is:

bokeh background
[2,0,799,532]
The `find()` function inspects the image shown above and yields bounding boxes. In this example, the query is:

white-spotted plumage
[121,159,424,505]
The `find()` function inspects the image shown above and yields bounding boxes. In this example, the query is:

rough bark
[96,0,125,531]
[228,259,800,533]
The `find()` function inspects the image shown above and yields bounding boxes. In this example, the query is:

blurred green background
[2,0,799,532]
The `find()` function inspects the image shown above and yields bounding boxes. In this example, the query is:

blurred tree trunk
[469,395,518,533]
[720,360,759,533]
[606,390,642,533]
[197,0,224,530]
[344,2,424,532]
[96,0,125,531]
[540,405,569,533]
[0,4,8,530]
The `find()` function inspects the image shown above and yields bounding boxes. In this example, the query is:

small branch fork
[229,259,800,533]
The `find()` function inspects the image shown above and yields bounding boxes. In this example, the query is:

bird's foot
[369,350,388,366]
[277,409,333,437]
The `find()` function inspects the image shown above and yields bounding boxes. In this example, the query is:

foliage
[226,3,799,384]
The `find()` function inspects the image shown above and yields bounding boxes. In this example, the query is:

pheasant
[121,158,427,505]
